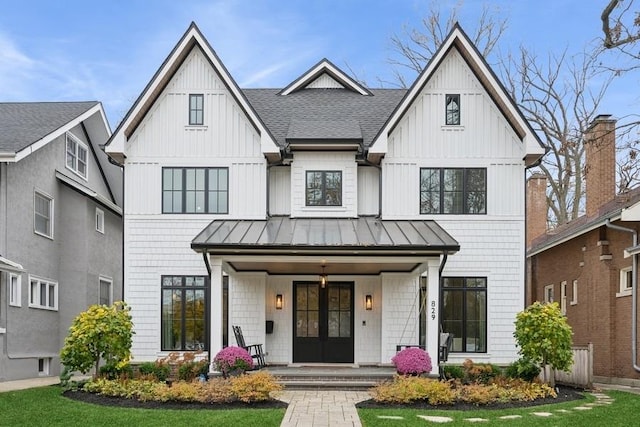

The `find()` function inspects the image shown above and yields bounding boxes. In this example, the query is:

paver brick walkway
[278,390,370,427]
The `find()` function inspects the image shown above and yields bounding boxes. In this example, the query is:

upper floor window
[445,94,460,125]
[29,275,58,310]
[66,132,88,179]
[162,167,228,214]
[619,267,633,297]
[560,281,567,315]
[34,191,53,238]
[9,273,21,307]
[306,171,342,206]
[95,208,105,234]
[189,94,204,125]
[420,168,486,214]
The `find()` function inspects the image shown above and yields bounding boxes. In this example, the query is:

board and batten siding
[290,152,358,218]
[268,166,291,216]
[357,166,379,216]
[122,45,269,360]
[379,47,528,364]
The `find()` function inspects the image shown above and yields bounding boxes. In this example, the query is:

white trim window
[99,276,113,306]
[618,267,633,297]
[29,276,58,310]
[9,273,21,307]
[65,132,88,179]
[544,284,554,303]
[96,208,105,234]
[560,281,567,315]
[34,190,53,239]
[571,279,578,305]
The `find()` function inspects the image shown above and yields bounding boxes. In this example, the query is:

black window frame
[162,167,229,214]
[161,275,210,352]
[420,168,486,215]
[305,170,343,206]
[445,94,460,125]
[440,276,487,354]
[189,94,204,125]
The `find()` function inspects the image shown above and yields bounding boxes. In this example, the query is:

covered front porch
[191,217,459,374]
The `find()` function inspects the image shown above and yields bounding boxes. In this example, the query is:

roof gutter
[605,219,640,373]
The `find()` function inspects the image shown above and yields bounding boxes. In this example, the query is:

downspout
[605,219,640,372]
[202,252,211,277]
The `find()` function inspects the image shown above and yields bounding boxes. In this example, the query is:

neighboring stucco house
[0,102,123,381]
[527,115,640,386]
[106,22,545,373]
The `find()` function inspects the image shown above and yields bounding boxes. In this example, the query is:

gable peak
[279,58,372,96]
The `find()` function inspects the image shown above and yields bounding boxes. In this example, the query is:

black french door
[293,281,354,363]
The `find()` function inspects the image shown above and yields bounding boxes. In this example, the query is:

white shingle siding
[290,152,358,218]
[229,274,266,351]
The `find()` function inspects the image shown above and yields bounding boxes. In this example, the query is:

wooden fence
[554,343,593,388]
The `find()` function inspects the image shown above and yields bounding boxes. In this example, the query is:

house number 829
[430,300,436,320]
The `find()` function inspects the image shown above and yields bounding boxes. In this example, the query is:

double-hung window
[95,208,105,233]
[66,132,88,178]
[441,277,487,353]
[162,167,228,214]
[34,191,53,238]
[29,276,57,310]
[189,94,204,125]
[161,275,209,351]
[99,277,112,306]
[420,168,486,214]
[306,171,342,206]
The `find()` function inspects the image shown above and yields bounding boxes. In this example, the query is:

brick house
[527,115,640,386]
[106,22,545,372]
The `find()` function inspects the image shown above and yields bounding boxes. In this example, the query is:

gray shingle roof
[0,102,98,153]
[242,88,406,149]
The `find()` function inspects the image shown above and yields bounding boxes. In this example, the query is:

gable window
[420,168,486,214]
[9,273,21,307]
[66,132,88,178]
[29,276,57,310]
[161,275,209,351]
[189,94,204,125]
[306,171,342,206]
[441,277,487,353]
[96,208,105,234]
[34,191,53,238]
[445,94,460,125]
[162,167,228,214]
[99,277,112,306]
[618,267,633,297]
[544,284,554,303]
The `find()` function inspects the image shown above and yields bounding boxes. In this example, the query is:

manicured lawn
[0,386,285,427]
[359,391,638,426]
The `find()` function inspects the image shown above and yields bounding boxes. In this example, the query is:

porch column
[209,255,224,371]
[426,258,441,376]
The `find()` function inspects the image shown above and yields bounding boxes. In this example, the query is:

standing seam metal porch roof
[191,217,459,255]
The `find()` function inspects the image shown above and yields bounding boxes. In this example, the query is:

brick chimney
[526,173,548,248]
[585,115,616,217]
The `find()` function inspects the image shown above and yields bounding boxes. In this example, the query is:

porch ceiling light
[275,294,283,310]
[319,265,328,288]
[365,294,373,310]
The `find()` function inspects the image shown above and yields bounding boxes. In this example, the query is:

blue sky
[0,1,634,128]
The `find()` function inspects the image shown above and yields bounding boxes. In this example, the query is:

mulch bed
[356,386,586,411]
[62,389,288,410]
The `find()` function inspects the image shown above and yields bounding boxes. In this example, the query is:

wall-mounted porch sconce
[365,294,373,310]
[319,265,328,288]
[275,294,283,310]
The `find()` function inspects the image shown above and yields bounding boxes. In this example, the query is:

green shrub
[177,360,209,382]
[137,361,171,382]
[99,362,133,380]
[462,359,502,384]
[505,357,541,382]
[443,365,465,380]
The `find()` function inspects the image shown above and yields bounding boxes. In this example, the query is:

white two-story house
[106,22,545,372]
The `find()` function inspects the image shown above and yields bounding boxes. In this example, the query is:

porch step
[263,366,395,391]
